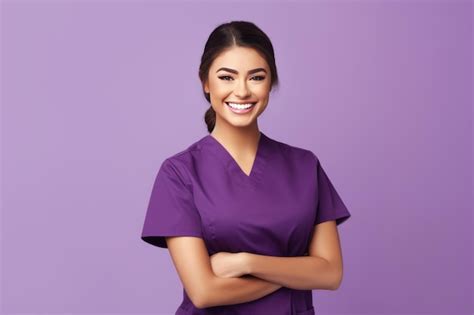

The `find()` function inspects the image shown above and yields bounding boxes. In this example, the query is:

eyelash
[218,75,266,81]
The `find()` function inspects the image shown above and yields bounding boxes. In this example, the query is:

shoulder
[158,136,206,185]
[268,134,318,166]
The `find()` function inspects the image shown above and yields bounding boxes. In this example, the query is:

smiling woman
[141,20,351,315]
[202,45,274,131]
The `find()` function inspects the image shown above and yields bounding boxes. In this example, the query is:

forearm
[245,253,338,290]
[202,274,282,308]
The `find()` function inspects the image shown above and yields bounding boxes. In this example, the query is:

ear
[203,81,209,94]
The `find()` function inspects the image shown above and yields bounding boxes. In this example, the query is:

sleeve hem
[141,232,204,248]
[315,211,351,226]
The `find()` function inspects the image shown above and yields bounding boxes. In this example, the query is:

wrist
[241,252,253,275]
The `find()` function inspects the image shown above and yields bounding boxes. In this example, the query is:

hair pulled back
[198,21,279,133]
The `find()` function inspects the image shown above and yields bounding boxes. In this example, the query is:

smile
[225,102,257,114]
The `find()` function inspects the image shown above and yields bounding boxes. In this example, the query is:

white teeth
[227,102,255,109]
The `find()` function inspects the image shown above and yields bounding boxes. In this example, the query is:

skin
[209,219,343,292]
[203,45,272,176]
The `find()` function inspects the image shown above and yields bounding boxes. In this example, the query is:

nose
[233,78,251,98]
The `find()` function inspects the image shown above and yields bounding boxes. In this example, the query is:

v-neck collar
[201,131,270,185]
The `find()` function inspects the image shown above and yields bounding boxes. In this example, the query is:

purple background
[1,0,472,314]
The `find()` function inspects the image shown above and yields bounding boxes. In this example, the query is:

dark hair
[198,21,279,133]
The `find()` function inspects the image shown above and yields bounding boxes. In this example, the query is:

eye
[252,76,266,81]
[218,75,266,81]
[218,75,233,81]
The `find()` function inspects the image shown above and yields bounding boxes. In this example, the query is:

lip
[225,101,258,104]
[225,101,256,114]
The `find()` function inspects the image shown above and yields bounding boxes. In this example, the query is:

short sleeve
[314,156,351,226]
[141,158,204,248]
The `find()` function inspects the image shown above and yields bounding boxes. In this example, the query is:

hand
[210,252,248,278]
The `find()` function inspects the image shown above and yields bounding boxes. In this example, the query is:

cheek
[256,93,270,106]
[211,86,230,100]
[208,78,225,92]
[254,84,271,96]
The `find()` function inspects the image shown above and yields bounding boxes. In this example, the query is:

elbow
[330,278,342,291]
[190,278,215,309]
[189,292,205,309]
[191,291,208,309]
[194,292,214,309]
[330,269,343,290]
[193,297,207,310]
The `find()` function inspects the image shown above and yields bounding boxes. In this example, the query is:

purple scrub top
[141,131,351,315]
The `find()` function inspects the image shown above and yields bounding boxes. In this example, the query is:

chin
[223,116,256,127]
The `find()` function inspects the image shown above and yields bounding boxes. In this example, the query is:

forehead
[211,46,268,71]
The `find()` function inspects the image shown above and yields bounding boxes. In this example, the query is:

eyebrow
[216,67,267,75]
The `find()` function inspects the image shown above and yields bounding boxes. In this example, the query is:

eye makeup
[218,75,266,81]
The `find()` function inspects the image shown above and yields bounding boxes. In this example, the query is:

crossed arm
[165,220,343,309]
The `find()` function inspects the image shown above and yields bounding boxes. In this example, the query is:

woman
[141,20,351,315]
